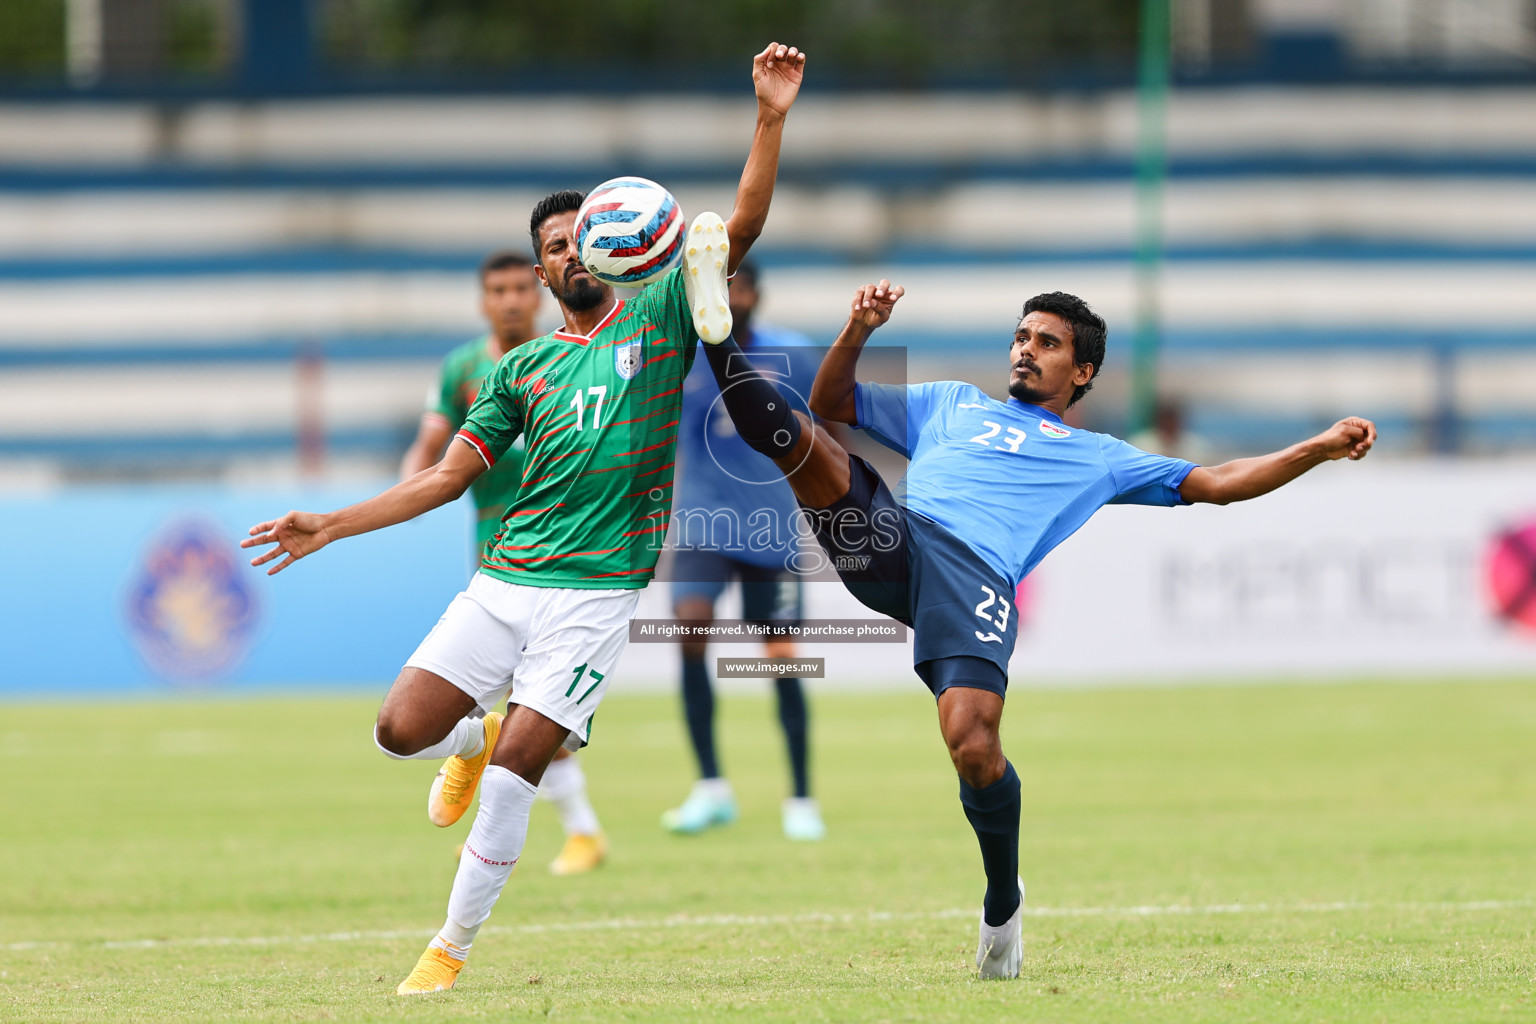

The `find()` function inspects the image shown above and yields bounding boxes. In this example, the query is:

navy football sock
[681,656,719,779]
[703,338,802,460]
[773,677,810,798]
[959,760,1022,927]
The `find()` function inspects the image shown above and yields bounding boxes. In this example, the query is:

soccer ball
[575,177,686,288]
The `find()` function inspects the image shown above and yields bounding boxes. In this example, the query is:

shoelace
[437,756,479,804]
[406,953,459,986]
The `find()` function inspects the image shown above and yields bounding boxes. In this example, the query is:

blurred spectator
[1129,396,1216,465]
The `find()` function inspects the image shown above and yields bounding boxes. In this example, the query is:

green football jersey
[456,267,699,589]
[426,336,528,543]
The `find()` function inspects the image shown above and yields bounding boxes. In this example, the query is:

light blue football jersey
[854,380,1197,589]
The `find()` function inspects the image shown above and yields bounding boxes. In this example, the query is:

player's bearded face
[555,261,606,311]
[1007,343,1058,405]
[537,212,609,312]
[1007,312,1079,406]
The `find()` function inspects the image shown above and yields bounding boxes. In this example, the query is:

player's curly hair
[528,190,587,257]
[1021,291,1107,407]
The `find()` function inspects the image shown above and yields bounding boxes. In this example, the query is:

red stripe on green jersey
[456,428,496,468]
[458,267,699,589]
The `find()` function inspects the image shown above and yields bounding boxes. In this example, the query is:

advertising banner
[2,461,1533,699]
[1002,459,1536,681]
[0,484,472,697]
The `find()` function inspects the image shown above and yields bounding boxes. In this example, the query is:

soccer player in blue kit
[667,260,828,840]
[694,278,1377,979]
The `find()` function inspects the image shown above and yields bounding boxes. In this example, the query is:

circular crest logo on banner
[125,518,259,681]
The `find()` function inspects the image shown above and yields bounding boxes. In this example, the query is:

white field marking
[4,898,1530,955]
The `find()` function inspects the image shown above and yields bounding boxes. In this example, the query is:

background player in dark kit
[666,260,827,841]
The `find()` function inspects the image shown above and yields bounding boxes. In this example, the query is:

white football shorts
[405,573,640,750]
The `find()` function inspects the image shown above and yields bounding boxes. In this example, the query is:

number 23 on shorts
[973,584,1010,644]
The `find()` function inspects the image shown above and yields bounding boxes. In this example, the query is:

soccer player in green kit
[402,251,540,558]
[243,41,806,994]
[400,250,608,877]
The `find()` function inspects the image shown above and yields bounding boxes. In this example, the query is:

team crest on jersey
[1038,421,1072,439]
[614,341,643,380]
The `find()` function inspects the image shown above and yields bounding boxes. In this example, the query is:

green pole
[1130,0,1170,435]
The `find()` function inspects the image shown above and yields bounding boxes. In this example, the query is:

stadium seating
[2,87,1534,477]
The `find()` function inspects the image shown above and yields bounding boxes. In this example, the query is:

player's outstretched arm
[810,280,904,424]
[243,441,486,575]
[1179,416,1377,506]
[724,42,806,275]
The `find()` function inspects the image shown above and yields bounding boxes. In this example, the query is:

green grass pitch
[2,679,1533,1022]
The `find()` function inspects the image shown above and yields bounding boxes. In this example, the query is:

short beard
[1007,376,1047,405]
[558,275,606,312]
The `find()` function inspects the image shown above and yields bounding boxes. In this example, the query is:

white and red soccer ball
[575,177,686,288]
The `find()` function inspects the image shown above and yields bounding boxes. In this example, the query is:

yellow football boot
[396,942,465,995]
[428,712,502,827]
[548,832,607,875]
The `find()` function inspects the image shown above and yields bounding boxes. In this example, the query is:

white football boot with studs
[683,211,732,344]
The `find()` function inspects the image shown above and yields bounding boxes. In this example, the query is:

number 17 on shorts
[405,575,639,751]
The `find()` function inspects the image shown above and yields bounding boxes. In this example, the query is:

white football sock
[537,756,601,836]
[428,935,469,961]
[438,766,537,950]
[696,777,733,801]
[373,716,484,762]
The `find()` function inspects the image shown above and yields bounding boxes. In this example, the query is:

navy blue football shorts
[670,547,804,636]
[800,454,1017,698]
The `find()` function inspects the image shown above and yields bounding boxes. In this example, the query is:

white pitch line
[5,899,1529,954]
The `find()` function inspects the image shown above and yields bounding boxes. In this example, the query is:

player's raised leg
[397,582,636,993]
[386,575,536,828]
[374,667,481,759]
[693,281,905,508]
[373,668,504,827]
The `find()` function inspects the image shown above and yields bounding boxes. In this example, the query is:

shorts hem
[925,677,1008,700]
[915,655,1009,700]
[403,657,504,714]
[507,693,592,750]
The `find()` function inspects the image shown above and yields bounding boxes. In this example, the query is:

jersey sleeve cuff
[455,428,496,469]
[852,382,870,430]
[1170,461,1197,505]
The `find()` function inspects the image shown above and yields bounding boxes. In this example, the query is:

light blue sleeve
[1100,435,1197,507]
[853,381,960,458]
